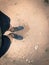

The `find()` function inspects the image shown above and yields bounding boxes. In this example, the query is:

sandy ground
[0,0,49,65]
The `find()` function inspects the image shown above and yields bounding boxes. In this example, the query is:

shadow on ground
[0,11,10,34]
[0,35,11,57]
[0,11,11,57]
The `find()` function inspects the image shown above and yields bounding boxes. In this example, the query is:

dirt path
[0,0,49,65]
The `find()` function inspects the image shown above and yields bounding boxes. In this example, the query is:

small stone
[30,60,33,63]
[28,60,31,64]
[26,59,28,62]
[35,45,38,50]
[25,59,31,64]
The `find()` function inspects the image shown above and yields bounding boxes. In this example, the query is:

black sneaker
[9,26,24,32]
[8,33,23,40]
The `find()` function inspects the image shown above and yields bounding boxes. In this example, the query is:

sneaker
[8,33,23,40]
[9,26,24,32]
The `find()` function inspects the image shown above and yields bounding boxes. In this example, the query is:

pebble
[26,59,28,62]
[34,44,39,50]
[25,59,31,64]
[28,60,31,64]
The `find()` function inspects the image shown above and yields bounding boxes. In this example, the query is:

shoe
[9,26,24,32]
[8,33,23,40]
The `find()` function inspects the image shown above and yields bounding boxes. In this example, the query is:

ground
[0,0,49,65]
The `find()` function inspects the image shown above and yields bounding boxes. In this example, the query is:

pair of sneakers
[8,26,24,40]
